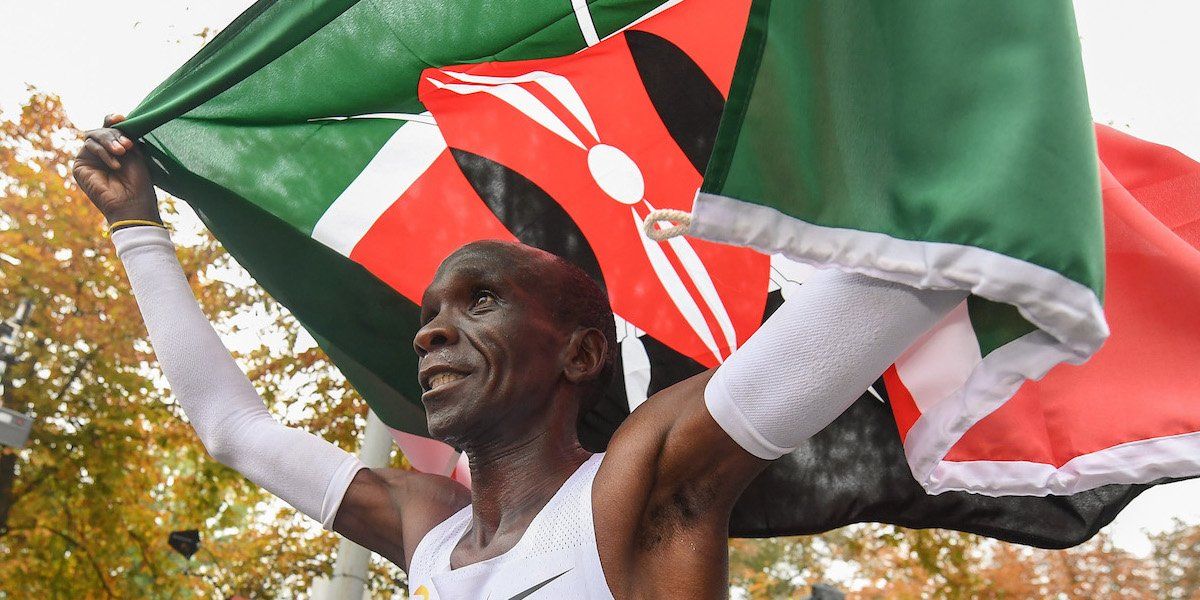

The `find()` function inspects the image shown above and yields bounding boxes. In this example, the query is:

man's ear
[563,327,607,384]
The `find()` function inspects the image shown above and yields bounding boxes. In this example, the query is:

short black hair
[543,253,618,415]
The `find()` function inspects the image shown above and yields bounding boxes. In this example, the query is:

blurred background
[1,1,1197,597]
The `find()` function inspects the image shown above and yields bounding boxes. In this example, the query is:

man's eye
[472,291,496,309]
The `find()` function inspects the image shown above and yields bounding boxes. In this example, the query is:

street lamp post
[313,409,393,600]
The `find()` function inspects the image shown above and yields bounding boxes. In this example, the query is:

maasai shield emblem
[314,0,765,411]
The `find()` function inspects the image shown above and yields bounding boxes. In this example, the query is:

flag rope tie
[643,209,692,241]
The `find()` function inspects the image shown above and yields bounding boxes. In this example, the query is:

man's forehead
[425,241,557,296]
[438,241,543,277]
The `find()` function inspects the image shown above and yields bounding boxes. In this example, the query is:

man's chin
[424,408,470,446]
[421,384,485,439]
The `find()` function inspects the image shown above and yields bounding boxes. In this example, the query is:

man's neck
[459,418,592,551]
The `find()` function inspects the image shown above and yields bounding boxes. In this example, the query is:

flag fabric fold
[685,1,1199,497]
[118,0,1198,546]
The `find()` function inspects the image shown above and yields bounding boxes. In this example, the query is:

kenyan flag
[116,0,1200,545]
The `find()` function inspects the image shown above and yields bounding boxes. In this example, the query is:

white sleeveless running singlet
[408,453,614,600]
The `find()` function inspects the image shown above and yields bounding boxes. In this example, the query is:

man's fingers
[80,124,136,170]
[103,114,127,128]
[84,138,121,170]
[86,128,128,156]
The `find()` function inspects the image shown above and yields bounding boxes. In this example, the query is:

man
[74,116,963,598]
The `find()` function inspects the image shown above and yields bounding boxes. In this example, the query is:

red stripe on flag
[349,150,519,304]
[1093,125,1200,247]
[883,364,922,443]
[944,126,1200,467]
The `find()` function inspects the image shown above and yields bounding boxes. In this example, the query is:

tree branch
[127,528,164,583]
[51,347,99,406]
[41,523,117,598]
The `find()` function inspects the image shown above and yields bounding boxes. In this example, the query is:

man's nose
[413,314,460,357]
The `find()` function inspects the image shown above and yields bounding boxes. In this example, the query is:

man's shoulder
[358,467,470,569]
[593,371,713,509]
[589,369,751,597]
[592,365,760,529]
[603,369,714,460]
[375,467,471,513]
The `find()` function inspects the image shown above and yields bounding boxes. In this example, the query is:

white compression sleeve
[706,268,967,460]
[113,226,365,529]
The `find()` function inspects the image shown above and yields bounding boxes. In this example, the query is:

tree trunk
[0,359,15,534]
[0,450,16,534]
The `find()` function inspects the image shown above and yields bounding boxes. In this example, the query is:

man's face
[414,242,570,445]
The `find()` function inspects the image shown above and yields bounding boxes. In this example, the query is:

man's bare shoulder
[605,370,713,455]
[596,368,761,510]
[376,467,471,515]
[335,466,471,571]
[594,372,723,530]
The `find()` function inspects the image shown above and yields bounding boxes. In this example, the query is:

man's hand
[72,114,161,224]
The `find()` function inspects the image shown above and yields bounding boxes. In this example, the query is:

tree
[1150,520,1200,600]
[4,91,1194,599]
[728,523,1180,599]
[0,93,406,598]
[728,534,837,598]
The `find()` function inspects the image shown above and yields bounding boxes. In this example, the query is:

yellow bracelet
[105,219,168,237]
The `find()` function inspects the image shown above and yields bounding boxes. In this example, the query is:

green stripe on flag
[703,0,1104,297]
[146,117,405,234]
[697,0,1105,366]
[142,140,429,432]
[688,0,1110,493]
[121,0,362,136]
[967,298,1037,359]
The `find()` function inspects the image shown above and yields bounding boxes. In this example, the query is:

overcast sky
[2,0,1197,556]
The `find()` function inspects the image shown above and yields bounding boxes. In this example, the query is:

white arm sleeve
[706,268,967,460]
[113,226,365,529]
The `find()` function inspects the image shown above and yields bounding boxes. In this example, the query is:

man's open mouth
[427,371,466,391]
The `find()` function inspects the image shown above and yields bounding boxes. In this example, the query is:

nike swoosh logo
[503,568,572,600]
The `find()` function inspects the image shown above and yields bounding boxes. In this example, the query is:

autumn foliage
[1,93,1197,598]
[0,94,408,597]
[728,520,1200,598]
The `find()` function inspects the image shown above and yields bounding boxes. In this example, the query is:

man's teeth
[429,372,465,390]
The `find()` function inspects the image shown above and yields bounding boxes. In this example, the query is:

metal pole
[320,408,393,600]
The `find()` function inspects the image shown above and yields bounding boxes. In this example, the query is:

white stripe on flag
[312,119,447,257]
[426,77,588,149]
[634,206,724,362]
[894,301,981,413]
[665,233,739,353]
[927,428,1200,496]
[308,112,437,126]
[572,0,600,46]
[441,70,600,143]
[614,315,652,412]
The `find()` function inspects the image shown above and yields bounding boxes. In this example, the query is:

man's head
[414,241,616,447]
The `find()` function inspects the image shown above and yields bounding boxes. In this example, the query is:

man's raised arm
[72,118,457,569]
[606,267,968,536]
